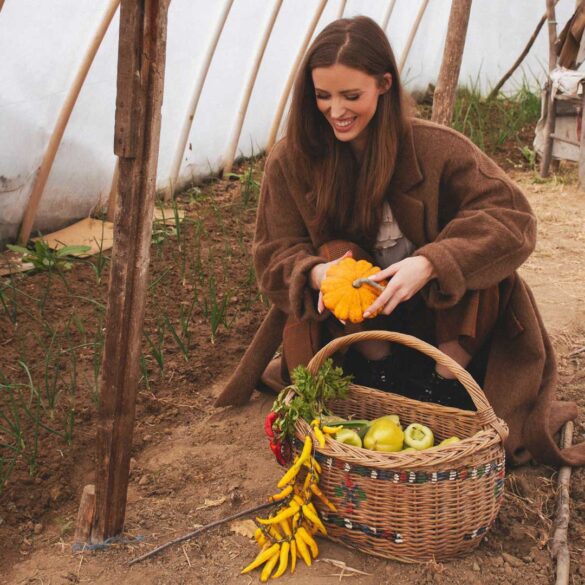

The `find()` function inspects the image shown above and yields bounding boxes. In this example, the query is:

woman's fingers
[363,280,405,317]
[317,291,324,314]
[369,262,399,281]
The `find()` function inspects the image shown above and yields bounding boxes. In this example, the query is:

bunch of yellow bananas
[241,434,337,581]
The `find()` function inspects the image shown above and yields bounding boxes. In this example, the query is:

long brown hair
[286,16,410,247]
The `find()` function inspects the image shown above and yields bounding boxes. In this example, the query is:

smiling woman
[218,15,585,468]
[312,64,391,155]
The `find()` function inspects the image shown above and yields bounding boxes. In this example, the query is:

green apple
[334,428,363,448]
[363,419,404,452]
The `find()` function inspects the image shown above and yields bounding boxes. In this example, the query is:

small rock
[50,485,62,502]
[472,561,480,572]
[33,523,43,535]
[142,434,152,442]
[504,564,514,575]
[502,552,524,567]
[493,555,504,567]
[138,475,149,486]
[129,457,138,470]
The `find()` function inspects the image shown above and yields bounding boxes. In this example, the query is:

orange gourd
[320,258,387,323]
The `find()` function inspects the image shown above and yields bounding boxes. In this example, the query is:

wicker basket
[294,331,508,563]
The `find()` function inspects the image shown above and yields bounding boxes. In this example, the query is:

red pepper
[264,411,277,439]
[269,440,287,466]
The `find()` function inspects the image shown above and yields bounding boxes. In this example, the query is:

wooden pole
[540,0,559,177]
[165,0,235,200]
[222,0,284,175]
[551,421,574,585]
[381,0,397,31]
[398,0,430,74]
[106,158,120,222]
[89,0,170,542]
[487,2,561,101]
[17,0,120,245]
[431,0,473,126]
[265,0,328,151]
[337,0,347,18]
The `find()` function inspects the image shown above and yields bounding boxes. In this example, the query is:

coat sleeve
[414,133,537,309]
[252,146,327,320]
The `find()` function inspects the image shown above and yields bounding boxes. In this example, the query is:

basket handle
[307,330,508,441]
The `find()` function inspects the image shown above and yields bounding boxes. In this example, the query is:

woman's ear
[379,73,392,94]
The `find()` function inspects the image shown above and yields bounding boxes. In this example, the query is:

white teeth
[335,118,355,128]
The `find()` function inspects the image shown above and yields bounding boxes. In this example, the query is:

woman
[215,16,584,467]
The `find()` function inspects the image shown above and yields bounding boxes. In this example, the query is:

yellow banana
[260,548,280,582]
[290,540,297,574]
[295,531,312,566]
[269,484,293,503]
[302,504,327,535]
[241,543,280,574]
[270,540,290,578]
[297,526,319,558]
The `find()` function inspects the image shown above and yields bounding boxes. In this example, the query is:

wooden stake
[540,0,559,177]
[337,0,347,19]
[487,2,561,101]
[431,0,472,126]
[73,484,96,548]
[265,0,328,151]
[165,0,235,200]
[398,0,430,74]
[90,0,170,543]
[222,0,284,175]
[106,158,120,222]
[551,421,574,585]
[17,0,120,245]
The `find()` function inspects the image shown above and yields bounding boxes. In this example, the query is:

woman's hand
[310,250,353,318]
[363,256,436,318]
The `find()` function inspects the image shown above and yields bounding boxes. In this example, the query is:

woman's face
[312,63,391,153]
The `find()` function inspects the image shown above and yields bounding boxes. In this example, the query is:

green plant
[227,164,260,206]
[201,276,230,343]
[7,241,90,272]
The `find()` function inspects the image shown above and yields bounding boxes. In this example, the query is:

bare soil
[1,159,584,585]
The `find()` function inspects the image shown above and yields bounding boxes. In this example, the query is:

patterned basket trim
[314,449,505,484]
[323,512,494,545]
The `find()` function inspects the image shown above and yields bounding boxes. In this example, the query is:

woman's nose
[330,98,346,119]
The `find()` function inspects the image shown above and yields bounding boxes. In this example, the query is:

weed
[202,276,230,343]
[7,241,91,273]
[227,163,260,206]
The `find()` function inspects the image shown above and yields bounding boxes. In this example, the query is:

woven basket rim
[306,330,509,442]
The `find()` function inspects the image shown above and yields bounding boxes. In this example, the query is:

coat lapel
[387,122,428,247]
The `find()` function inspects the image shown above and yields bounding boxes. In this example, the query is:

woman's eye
[315,94,329,100]
[345,94,360,101]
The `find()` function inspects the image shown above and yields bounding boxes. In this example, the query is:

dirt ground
[1,160,585,585]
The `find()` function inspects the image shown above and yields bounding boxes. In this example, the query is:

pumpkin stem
[352,278,385,292]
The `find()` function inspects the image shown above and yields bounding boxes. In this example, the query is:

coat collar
[387,120,428,247]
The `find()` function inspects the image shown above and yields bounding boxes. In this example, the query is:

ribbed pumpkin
[320,257,387,323]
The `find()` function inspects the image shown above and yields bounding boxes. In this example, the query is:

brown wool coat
[215,118,585,467]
